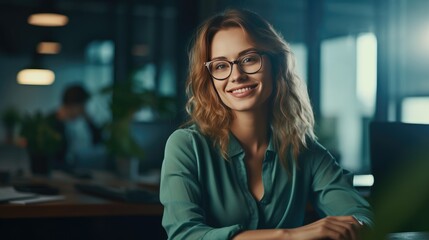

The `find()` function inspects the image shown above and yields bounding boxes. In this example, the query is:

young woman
[160,9,373,240]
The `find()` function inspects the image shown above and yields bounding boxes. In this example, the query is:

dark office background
[1,0,429,238]
[1,0,429,174]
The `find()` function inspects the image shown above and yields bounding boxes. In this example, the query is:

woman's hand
[232,216,362,240]
[286,216,363,240]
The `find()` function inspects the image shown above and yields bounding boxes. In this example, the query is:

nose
[229,62,246,83]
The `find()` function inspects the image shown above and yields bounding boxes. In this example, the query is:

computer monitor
[370,121,429,192]
[369,121,429,232]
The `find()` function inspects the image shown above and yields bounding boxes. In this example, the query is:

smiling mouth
[227,84,258,94]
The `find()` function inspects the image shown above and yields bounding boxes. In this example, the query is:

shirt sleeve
[308,143,374,228]
[160,129,243,240]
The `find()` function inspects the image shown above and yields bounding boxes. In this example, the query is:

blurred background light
[16,68,55,85]
[37,41,61,54]
[28,13,68,27]
[357,32,377,116]
[132,44,149,57]
[353,174,374,187]
[402,97,429,124]
[86,40,114,64]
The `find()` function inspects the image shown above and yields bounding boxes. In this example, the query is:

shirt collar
[227,131,276,158]
[227,132,243,158]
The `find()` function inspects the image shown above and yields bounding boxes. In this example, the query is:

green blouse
[160,126,373,239]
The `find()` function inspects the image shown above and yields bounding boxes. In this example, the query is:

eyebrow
[210,48,258,61]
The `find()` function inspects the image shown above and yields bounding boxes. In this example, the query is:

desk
[0,171,165,239]
[0,170,163,219]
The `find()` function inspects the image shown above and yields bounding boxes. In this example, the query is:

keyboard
[75,183,159,203]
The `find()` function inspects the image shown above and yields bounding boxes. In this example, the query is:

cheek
[212,80,226,96]
[211,81,227,103]
[209,80,222,95]
[267,74,274,93]
[263,62,274,95]
[262,79,273,103]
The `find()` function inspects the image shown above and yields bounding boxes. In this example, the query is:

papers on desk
[0,186,65,205]
[0,187,36,203]
[9,195,65,205]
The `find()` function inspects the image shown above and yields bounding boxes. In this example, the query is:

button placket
[260,151,274,204]
[233,153,259,229]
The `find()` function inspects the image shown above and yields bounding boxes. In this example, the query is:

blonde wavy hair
[185,9,316,165]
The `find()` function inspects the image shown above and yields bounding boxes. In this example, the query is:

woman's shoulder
[166,124,210,149]
[163,124,214,170]
[168,124,204,141]
[298,139,335,167]
[298,138,329,155]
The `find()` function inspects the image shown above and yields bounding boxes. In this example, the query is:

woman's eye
[242,56,257,64]
[214,63,228,71]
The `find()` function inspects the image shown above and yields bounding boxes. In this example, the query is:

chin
[228,101,260,112]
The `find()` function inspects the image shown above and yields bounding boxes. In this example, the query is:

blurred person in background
[48,84,103,170]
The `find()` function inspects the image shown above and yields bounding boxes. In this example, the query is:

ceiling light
[37,41,61,54]
[132,44,149,57]
[28,13,68,27]
[17,69,55,85]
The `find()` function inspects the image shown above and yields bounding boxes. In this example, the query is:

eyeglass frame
[203,51,265,81]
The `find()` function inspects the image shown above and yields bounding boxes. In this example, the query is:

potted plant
[102,80,174,179]
[1,106,21,144]
[20,111,62,175]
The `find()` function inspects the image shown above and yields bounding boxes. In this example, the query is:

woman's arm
[160,130,242,239]
[309,143,374,227]
[233,216,362,240]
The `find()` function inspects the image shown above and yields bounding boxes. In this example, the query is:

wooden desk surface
[0,171,163,219]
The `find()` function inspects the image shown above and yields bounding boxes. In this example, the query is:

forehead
[210,27,255,59]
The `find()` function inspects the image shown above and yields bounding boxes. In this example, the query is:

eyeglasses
[204,51,264,80]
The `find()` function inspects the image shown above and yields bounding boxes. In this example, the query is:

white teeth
[232,87,252,94]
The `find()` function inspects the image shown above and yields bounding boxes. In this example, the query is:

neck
[230,107,269,154]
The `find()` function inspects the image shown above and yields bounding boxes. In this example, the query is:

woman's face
[209,27,273,113]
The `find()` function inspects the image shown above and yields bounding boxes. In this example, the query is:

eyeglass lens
[208,52,262,80]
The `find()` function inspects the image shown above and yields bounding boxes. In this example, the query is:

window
[320,33,377,173]
[402,97,429,124]
[290,43,307,83]
[84,40,114,126]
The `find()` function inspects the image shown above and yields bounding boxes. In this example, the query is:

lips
[227,83,258,98]
[227,84,258,94]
